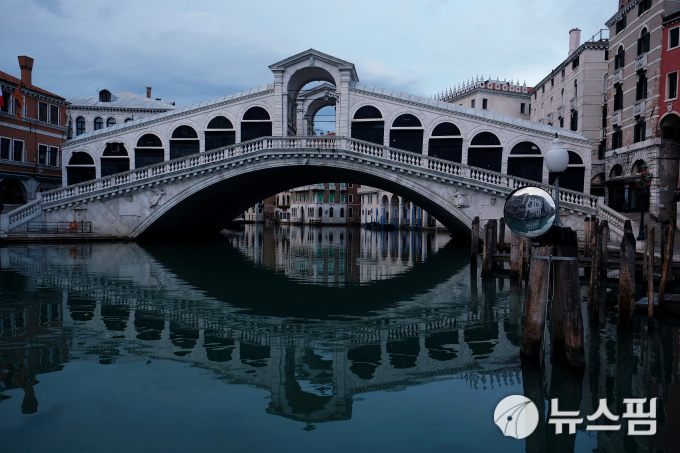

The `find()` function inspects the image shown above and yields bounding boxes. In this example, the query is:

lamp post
[545,134,570,227]
[636,163,653,241]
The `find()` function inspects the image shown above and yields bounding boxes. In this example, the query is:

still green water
[0,225,677,452]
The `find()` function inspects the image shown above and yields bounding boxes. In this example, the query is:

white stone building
[435,77,531,120]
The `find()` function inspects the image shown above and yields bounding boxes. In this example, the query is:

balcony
[612,110,621,126]
[547,112,554,123]
[339,183,347,191]
[633,100,645,117]
[329,183,336,190]
[557,106,564,118]
[613,69,623,85]
[635,54,647,72]
[570,97,577,111]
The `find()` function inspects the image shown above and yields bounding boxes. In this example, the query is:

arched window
[287,195,290,205]
[205,116,235,151]
[390,114,423,153]
[0,179,27,204]
[135,134,164,168]
[636,73,648,101]
[429,122,462,163]
[574,80,578,98]
[351,105,384,145]
[106,118,116,127]
[340,207,345,218]
[549,151,585,192]
[468,132,502,172]
[318,207,323,217]
[76,116,86,135]
[507,142,543,182]
[94,117,103,131]
[638,28,650,55]
[615,46,625,70]
[241,107,272,142]
[99,90,111,102]
[101,142,130,177]
[170,125,199,159]
[66,152,96,185]
[329,207,334,218]
[610,164,623,178]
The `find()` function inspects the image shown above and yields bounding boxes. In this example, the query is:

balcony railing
[570,97,577,111]
[612,110,622,126]
[613,69,623,85]
[557,106,564,118]
[633,100,645,117]
[635,54,647,72]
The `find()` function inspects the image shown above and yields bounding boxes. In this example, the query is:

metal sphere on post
[545,134,570,227]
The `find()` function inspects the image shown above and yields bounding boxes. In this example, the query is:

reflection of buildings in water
[226,224,451,285]
[0,243,519,425]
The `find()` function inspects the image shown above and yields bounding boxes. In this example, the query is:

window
[13,140,23,161]
[572,56,580,69]
[570,110,578,131]
[482,98,488,109]
[318,193,323,202]
[638,0,651,16]
[533,92,537,100]
[520,103,526,114]
[668,72,678,100]
[615,46,625,70]
[340,193,345,203]
[0,91,9,112]
[551,78,554,87]
[561,68,565,79]
[49,146,58,166]
[330,192,334,203]
[38,144,47,164]
[329,207,334,218]
[616,15,627,34]
[318,207,323,217]
[94,117,103,130]
[0,137,10,159]
[348,194,353,203]
[349,207,353,218]
[76,117,85,135]
[99,90,111,102]
[636,74,647,100]
[541,85,545,94]
[107,118,116,127]
[634,121,646,143]
[38,102,48,122]
[574,80,578,98]
[612,128,623,149]
[614,85,624,110]
[471,99,475,108]
[671,27,680,49]
[638,28,650,55]
[50,105,59,125]
[560,117,564,128]
[348,183,353,188]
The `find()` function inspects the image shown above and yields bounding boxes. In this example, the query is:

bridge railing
[35,135,597,214]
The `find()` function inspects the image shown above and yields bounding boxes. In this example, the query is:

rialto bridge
[2,49,602,239]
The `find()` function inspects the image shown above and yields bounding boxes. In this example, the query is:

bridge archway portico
[5,49,597,237]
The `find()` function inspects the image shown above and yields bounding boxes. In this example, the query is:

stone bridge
[3,135,598,238]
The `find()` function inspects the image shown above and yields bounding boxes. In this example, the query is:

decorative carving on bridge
[454,191,469,208]
[490,197,497,206]
[125,194,134,203]
[149,188,166,208]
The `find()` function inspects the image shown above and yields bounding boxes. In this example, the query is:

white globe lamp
[546,134,569,226]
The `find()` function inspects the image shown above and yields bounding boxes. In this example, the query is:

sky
[3,0,613,112]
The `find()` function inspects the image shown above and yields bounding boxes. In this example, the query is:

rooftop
[0,70,65,101]
[68,90,176,110]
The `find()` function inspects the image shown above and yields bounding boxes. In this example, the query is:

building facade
[435,77,531,120]
[531,28,610,196]
[287,183,359,225]
[0,56,68,207]
[604,0,680,223]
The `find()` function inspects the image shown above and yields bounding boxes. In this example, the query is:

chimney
[146,87,152,98]
[569,29,581,55]
[18,56,34,86]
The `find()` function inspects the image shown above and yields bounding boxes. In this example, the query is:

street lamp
[635,163,653,241]
[545,134,570,227]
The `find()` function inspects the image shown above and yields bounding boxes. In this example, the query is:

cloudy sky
[4,0,612,109]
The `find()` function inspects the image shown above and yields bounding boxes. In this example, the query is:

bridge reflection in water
[0,229,678,452]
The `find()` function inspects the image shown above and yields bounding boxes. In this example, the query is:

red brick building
[0,56,68,208]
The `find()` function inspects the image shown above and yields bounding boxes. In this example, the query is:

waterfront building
[0,56,68,207]
[604,0,680,224]
[358,186,438,229]
[244,195,276,223]
[434,77,531,121]
[287,182,358,225]
[530,28,610,196]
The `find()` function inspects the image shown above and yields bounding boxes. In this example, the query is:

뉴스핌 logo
[494,395,540,439]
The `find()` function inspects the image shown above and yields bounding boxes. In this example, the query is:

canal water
[0,225,677,452]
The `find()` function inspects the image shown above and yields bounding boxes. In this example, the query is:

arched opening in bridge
[549,150,585,192]
[205,116,235,151]
[170,125,199,159]
[428,122,462,163]
[298,82,337,136]
[468,132,502,172]
[351,106,384,145]
[0,178,27,204]
[66,152,96,185]
[507,141,543,183]
[135,134,164,168]
[390,114,423,153]
[101,142,130,177]
[241,107,272,142]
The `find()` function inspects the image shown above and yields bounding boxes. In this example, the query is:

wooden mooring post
[470,216,480,265]
[647,227,655,325]
[520,243,552,359]
[618,230,637,329]
[659,223,675,314]
[481,220,497,277]
[510,231,521,282]
[588,219,604,325]
[498,218,506,253]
